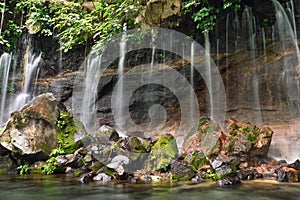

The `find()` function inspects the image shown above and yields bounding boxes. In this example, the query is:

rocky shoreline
[0,93,299,187]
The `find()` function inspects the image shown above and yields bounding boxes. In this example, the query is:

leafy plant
[42,111,79,175]
[17,163,29,175]
[2,0,144,52]
[182,0,241,33]
[42,157,57,175]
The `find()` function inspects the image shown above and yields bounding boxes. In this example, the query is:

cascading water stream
[272,0,300,118]
[204,33,214,120]
[116,25,127,129]
[78,50,102,132]
[11,50,42,112]
[286,0,297,39]
[190,42,194,120]
[0,53,12,125]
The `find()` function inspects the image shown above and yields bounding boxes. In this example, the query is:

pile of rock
[0,93,299,186]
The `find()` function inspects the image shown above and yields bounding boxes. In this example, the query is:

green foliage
[204,169,222,180]
[42,148,65,175]
[42,111,80,175]
[184,151,209,171]
[2,0,144,52]
[1,19,22,51]
[42,156,57,175]
[182,0,241,33]
[17,163,29,175]
[57,111,80,154]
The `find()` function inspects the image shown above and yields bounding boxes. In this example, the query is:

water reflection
[0,175,300,200]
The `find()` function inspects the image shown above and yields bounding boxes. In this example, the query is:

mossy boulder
[170,160,196,181]
[149,134,178,171]
[227,119,273,165]
[0,93,83,164]
[184,151,209,171]
[182,117,222,159]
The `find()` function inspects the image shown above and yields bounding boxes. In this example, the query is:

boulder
[276,167,300,182]
[170,160,195,180]
[182,117,274,183]
[182,117,223,159]
[149,134,178,171]
[0,93,82,163]
[137,0,182,27]
[0,155,17,174]
[227,119,273,166]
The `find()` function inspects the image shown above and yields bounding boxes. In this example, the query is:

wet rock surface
[0,99,299,187]
[0,93,84,171]
[0,93,64,158]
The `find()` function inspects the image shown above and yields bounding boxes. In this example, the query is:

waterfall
[190,42,194,120]
[204,33,214,120]
[262,28,266,55]
[242,6,256,51]
[286,0,297,38]
[11,50,42,111]
[0,53,12,125]
[272,0,300,117]
[115,26,127,129]
[78,50,102,132]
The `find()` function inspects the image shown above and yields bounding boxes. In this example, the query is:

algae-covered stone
[0,93,62,159]
[184,151,209,171]
[149,134,178,171]
[129,136,151,153]
[170,160,195,181]
[182,117,222,159]
[227,119,273,165]
[0,93,84,166]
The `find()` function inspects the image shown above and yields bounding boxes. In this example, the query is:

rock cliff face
[2,0,300,162]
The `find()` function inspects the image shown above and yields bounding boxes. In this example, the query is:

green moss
[129,137,151,153]
[150,134,178,171]
[170,173,192,181]
[30,169,43,174]
[42,143,52,152]
[91,161,105,173]
[0,169,8,175]
[184,151,209,172]
[56,111,82,154]
[74,170,82,177]
[103,168,115,177]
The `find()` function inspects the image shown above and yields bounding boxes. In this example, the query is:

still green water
[0,175,300,200]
